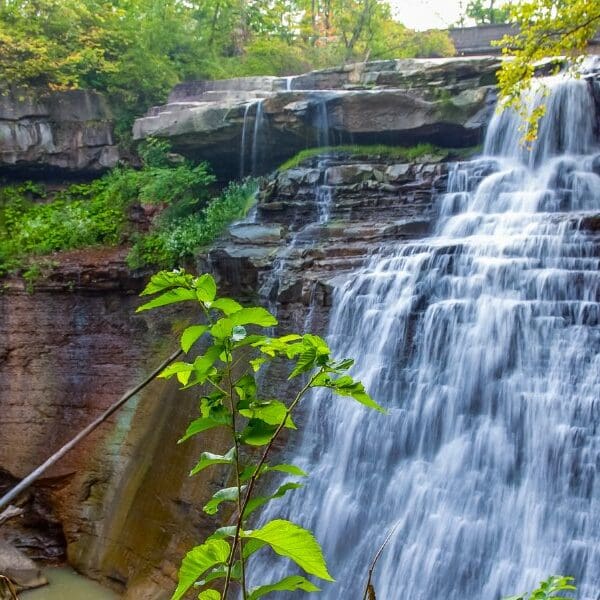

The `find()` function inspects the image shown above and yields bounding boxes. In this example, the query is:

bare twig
[0,348,182,511]
[361,519,402,600]
[0,505,24,526]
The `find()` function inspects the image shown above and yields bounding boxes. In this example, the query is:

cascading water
[256,74,600,598]
[240,99,265,177]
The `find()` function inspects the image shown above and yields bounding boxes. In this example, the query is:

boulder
[0,537,47,593]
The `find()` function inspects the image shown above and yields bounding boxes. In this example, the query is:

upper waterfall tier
[133,57,502,178]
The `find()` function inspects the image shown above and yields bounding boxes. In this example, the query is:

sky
[389,0,470,31]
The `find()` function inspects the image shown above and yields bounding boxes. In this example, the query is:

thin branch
[0,348,183,512]
[361,518,402,600]
[222,370,322,598]
[222,346,247,599]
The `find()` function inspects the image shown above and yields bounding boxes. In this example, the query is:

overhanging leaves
[248,575,320,599]
[242,520,334,582]
[172,539,230,600]
[190,448,236,476]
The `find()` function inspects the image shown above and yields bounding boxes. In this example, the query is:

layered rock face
[133,57,500,177]
[0,89,119,176]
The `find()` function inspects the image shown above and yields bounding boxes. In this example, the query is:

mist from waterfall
[254,74,600,599]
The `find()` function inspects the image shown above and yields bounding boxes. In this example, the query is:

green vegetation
[505,576,576,600]
[0,140,256,277]
[0,0,454,135]
[278,143,480,170]
[464,0,511,24]
[127,180,258,270]
[495,0,600,141]
[136,270,383,599]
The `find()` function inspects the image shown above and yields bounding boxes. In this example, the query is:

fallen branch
[0,348,182,512]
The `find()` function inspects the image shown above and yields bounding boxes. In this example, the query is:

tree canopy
[0,0,454,129]
[495,0,600,139]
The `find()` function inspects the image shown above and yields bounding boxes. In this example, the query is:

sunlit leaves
[504,575,576,600]
[172,539,230,600]
[137,270,380,598]
[136,287,198,312]
[248,575,320,599]
[181,325,209,353]
[242,520,334,582]
[189,448,236,476]
[495,0,600,141]
[204,486,245,515]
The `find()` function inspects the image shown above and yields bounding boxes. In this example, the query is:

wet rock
[0,538,47,592]
[133,57,501,178]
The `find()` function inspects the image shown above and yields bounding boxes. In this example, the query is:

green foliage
[465,0,511,24]
[137,269,383,598]
[0,140,248,277]
[495,0,600,141]
[278,144,478,171]
[0,178,126,275]
[0,0,454,135]
[127,180,257,270]
[505,576,576,600]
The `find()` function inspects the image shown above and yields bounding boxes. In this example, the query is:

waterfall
[240,99,265,177]
[255,74,600,599]
[251,99,265,175]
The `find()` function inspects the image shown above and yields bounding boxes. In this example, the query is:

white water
[257,75,600,598]
[240,99,265,177]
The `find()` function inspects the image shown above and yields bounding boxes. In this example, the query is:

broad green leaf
[140,270,194,296]
[326,377,385,413]
[240,419,278,446]
[181,325,209,353]
[235,374,257,402]
[179,416,228,444]
[159,361,194,385]
[190,448,236,476]
[250,356,267,372]
[210,298,243,315]
[239,400,296,429]
[198,590,221,600]
[242,538,267,559]
[198,561,241,586]
[203,486,245,515]
[243,482,303,518]
[288,347,317,379]
[248,575,320,600]
[187,345,223,385]
[230,307,277,328]
[195,274,217,303]
[242,519,333,582]
[172,539,230,600]
[267,464,308,477]
[136,288,197,312]
[210,318,233,339]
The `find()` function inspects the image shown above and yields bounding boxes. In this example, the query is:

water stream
[257,74,600,598]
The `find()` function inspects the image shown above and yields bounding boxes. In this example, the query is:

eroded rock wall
[133,57,500,178]
[0,89,119,176]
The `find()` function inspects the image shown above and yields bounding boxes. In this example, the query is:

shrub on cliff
[0,141,254,277]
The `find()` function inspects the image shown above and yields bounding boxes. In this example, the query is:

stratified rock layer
[0,89,119,175]
[133,57,500,177]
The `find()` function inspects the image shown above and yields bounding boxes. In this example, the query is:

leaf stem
[222,369,322,597]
